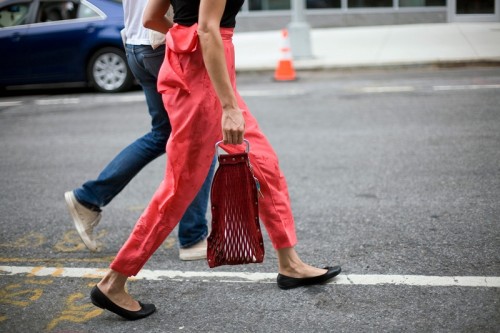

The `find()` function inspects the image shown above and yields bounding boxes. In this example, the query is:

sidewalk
[233,22,500,71]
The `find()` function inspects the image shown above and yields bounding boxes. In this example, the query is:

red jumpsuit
[110,24,297,276]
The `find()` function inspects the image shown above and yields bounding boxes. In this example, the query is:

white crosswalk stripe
[1,84,499,109]
[1,266,499,288]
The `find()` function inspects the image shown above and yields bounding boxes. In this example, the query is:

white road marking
[239,89,305,97]
[2,84,499,110]
[35,98,80,105]
[433,84,500,91]
[97,95,146,103]
[359,86,415,93]
[1,266,499,288]
[1,91,294,111]
[0,101,23,107]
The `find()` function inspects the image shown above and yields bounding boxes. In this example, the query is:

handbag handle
[215,139,250,158]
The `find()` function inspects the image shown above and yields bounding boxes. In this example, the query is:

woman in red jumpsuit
[89,0,341,320]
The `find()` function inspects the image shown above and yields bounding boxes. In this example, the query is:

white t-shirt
[122,0,150,45]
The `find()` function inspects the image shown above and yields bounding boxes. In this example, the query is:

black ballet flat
[277,266,342,290]
[90,285,156,321]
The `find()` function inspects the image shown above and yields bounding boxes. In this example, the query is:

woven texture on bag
[207,152,264,268]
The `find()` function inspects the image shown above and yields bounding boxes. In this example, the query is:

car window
[35,0,100,23]
[37,1,78,22]
[76,1,100,18]
[0,3,31,27]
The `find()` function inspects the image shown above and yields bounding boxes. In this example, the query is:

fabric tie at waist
[158,23,234,94]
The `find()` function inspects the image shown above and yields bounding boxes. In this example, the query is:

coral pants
[110,25,297,276]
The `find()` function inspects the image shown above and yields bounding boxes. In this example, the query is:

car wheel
[87,47,133,93]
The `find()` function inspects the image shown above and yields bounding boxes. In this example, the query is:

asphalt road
[0,66,499,333]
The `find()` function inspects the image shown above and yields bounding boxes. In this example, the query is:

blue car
[0,0,134,93]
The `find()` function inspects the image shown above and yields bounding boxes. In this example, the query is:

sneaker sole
[64,191,99,252]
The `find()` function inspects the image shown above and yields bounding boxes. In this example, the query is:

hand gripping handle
[215,139,250,158]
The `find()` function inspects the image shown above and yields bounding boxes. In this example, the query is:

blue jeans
[74,44,216,248]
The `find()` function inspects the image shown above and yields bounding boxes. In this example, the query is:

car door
[0,1,36,85]
[24,0,103,83]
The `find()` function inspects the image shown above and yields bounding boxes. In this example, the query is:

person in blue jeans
[64,0,215,260]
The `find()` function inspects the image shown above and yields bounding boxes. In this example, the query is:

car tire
[87,47,133,93]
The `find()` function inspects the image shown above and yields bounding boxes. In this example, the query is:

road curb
[236,59,500,74]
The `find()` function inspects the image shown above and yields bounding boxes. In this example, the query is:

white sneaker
[64,191,101,252]
[179,238,207,261]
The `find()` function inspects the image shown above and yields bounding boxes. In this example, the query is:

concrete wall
[235,9,447,32]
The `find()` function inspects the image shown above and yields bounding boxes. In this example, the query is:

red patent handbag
[207,140,265,268]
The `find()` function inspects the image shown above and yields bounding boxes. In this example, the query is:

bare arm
[143,0,173,34]
[198,0,244,145]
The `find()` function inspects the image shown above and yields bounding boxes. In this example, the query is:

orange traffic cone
[274,29,296,81]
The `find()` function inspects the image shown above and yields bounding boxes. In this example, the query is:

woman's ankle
[276,247,304,273]
[98,270,128,294]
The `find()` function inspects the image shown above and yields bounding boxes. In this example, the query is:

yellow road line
[0,257,114,264]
